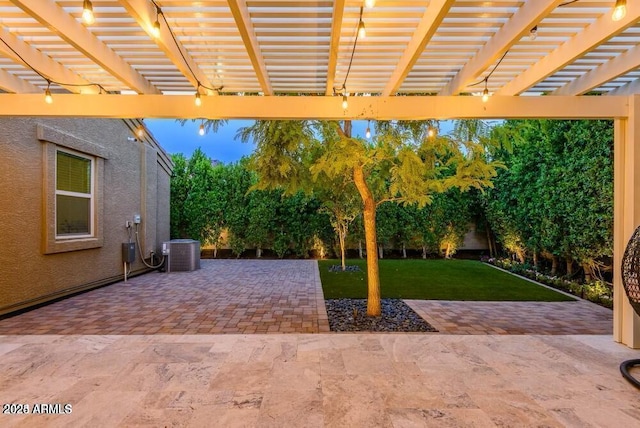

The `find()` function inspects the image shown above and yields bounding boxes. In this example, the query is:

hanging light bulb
[529,25,537,41]
[612,0,627,21]
[136,125,144,138]
[482,87,490,103]
[342,94,348,110]
[151,6,161,38]
[365,0,375,8]
[44,82,53,104]
[365,121,371,139]
[358,19,366,39]
[195,91,202,107]
[427,125,436,139]
[82,0,95,25]
[199,122,205,136]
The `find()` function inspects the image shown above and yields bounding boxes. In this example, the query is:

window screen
[56,150,93,237]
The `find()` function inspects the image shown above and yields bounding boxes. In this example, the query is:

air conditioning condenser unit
[162,239,201,273]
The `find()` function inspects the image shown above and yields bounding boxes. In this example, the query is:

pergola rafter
[0,27,97,94]
[325,0,346,96]
[381,0,454,96]
[227,0,273,95]
[8,0,159,94]
[120,0,217,95]
[439,0,564,96]
[497,1,640,96]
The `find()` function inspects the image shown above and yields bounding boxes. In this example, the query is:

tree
[223,160,253,258]
[169,149,226,248]
[169,153,189,239]
[485,119,613,278]
[236,119,501,316]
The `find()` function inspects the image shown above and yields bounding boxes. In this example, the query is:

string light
[44,81,53,104]
[482,81,490,103]
[613,0,627,21]
[365,120,371,139]
[529,25,537,40]
[136,125,144,138]
[151,6,161,38]
[334,6,364,109]
[365,0,375,8]
[199,121,205,136]
[195,90,202,107]
[358,19,366,39]
[82,0,95,25]
[427,125,436,139]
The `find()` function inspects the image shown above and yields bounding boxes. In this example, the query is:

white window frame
[55,148,96,240]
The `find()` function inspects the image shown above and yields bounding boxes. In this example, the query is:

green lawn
[318,259,574,301]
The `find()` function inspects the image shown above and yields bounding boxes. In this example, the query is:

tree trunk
[256,247,262,258]
[339,225,347,271]
[566,257,574,277]
[402,243,407,259]
[583,262,593,282]
[422,245,427,259]
[213,245,218,259]
[485,224,494,258]
[358,240,363,259]
[378,244,384,259]
[551,256,558,276]
[532,252,538,269]
[353,164,381,317]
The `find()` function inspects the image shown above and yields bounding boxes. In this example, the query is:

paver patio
[0,260,329,335]
[0,260,613,335]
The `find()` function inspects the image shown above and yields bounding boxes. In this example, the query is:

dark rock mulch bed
[325,299,438,333]
[328,265,362,272]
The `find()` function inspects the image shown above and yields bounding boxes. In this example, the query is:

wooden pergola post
[614,94,640,349]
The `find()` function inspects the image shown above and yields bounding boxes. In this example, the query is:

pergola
[0,0,639,347]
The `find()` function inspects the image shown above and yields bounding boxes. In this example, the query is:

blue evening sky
[145,119,372,163]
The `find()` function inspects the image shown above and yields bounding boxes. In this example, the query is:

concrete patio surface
[0,334,639,427]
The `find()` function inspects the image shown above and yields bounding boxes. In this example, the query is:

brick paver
[0,259,613,336]
[405,299,613,335]
[0,260,330,334]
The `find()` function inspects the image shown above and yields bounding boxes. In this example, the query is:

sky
[145,119,372,163]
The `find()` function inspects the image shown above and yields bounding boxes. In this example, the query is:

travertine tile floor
[0,334,639,427]
[0,260,635,426]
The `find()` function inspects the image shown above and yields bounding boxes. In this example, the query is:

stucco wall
[0,118,172,315]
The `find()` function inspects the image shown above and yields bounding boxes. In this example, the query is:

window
[55,150,94,238]
[39,124,105,254]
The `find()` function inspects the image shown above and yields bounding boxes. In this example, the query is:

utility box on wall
[163,239,200,273]
[122,242,136,263]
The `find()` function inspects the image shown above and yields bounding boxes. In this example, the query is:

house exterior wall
[0,118,172,316]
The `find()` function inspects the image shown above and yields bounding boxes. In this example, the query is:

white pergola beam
[557,44,640,96]
[9,0,159,94]
[497,2,640,96]
[0,27,98,94]
[325,0,346,96]
[382,0,454,96]
[227,0,273,96]
[0,94,626,120]
[440,0,563,96]
[0,68,40,93]
[120,0,216,95]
